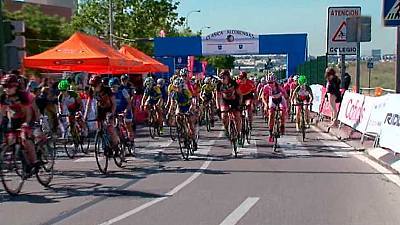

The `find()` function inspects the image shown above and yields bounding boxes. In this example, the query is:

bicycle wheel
[170,125,177,141]
[205,108,211,132]
[63,126,81,159]
[229,120,238,158]
[238,117,245,147]
[301,108,306,142]
[1,146,25,196]
[246,118,251,144]
[94,131,109,174]
[113,143,125,168]
[273,113,280,152]
[149,112,156,139]
[177,125,190,160]
[35,140,55,187]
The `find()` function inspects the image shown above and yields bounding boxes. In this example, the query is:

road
[1,115,400,225]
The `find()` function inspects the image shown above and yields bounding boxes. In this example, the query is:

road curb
[365,148,400,174]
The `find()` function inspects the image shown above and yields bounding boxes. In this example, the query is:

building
[4,0,78,20]
[372,49,382,61]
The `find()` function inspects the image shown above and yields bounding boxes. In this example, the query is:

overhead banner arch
[154,30,308,77]
[202,30,259,55]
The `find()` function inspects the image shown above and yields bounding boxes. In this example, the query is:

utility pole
[109,0,113,47]
[0,0,5,69]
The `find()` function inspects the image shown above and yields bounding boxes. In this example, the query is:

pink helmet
[266,73,276,83]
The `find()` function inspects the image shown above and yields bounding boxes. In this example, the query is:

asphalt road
[1,115,400,225]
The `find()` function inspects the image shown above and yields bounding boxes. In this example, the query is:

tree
[69,0,185,54]
[5,5,71,55]
[205,55,235,70]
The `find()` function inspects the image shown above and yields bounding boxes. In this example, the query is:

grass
[346,61,395,90]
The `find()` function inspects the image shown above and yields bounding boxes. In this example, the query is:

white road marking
[98,131,222,225]
[312,126,400,188]
[280,135,311,157]
[310,126,352,157]
[74,157,98,162]
[219,197,260,225]
[238,139,257,157]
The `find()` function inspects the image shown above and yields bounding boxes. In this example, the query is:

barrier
[310,84,323,112]
[313,84,400,154]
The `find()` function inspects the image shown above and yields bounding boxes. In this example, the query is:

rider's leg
[280,99,288,135]
[125,110,134,140]
[21,125,37,166]
[246,98,253,127]
[296,104,301,131]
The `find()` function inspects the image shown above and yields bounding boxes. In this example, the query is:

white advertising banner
[337,91,368,132]
[365,95,389,135]
[202,30,259,55]
[327,7,361,55]
[310,84,323,112]
[379,94,400,153]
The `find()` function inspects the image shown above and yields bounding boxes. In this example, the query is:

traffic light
[3,21,15,44]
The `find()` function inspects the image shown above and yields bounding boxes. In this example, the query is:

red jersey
[237,79,256,95]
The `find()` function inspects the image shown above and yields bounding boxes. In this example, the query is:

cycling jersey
[89,86,114,121]
[201,83,215,95]
[0,91,32,129]
[217,79,239,101]
[167,84,175,95]
[172,89,192,113]
[114,88,130,113]
[293,85,313,102]
[191,83,201,97]
[237,79,256,96]
[144,86,162,105]
[58,91,81,115]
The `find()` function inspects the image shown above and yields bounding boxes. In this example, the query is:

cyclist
[109,77,134,140]
[57,79,87,137]
[216,70,242,136]
[141,77,163,132]
[291,75,313,131]
[200,77,216,126]
[0,74,40,172]
[85,75,119,149]
[263,73,288,143]
[167,77,196,141]
[236,71,256,127]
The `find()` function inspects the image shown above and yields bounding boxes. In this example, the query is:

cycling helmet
[28,80,39,92]
[239,71,247,78]
[121,74,129,81]
[1,74,19,87]
[204,77,211,84]
[89,75,102,86]
[179,68,188,77]
[173,77,185,89]
[157,78,165,86]
[219,70,230,78]
[144,77,155,88]
[108,77,120,87]
[260,77,266,84]
[266,73,276,83]
[293,75,299,81]
[298,75,307,85]
[58,79,70,91]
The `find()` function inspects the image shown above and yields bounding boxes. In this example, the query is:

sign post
[383,0,400,93]
[327,7,361,84]
[367,60,374,89]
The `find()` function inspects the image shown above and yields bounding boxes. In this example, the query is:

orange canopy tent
[119,45,169,73]
[23,32,142,74]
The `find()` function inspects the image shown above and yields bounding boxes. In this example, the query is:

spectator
[342,72,351,91]
[325,68,341,127]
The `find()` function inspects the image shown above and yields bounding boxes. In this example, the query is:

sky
[176,0,396,56]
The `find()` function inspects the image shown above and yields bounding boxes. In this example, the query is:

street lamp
[200,26,211,35]
[185,10,201,30]
[109,0,113,46]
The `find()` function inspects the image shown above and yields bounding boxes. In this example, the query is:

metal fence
[296,56,327,85]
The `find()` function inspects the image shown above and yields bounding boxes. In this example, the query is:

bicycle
[93,115,125,174]
[238,105,251,147]
[225,108,239,158]
[115,113,135,156]
[293,102,311,142]
[176,112,195,160]
[0,126,56,195]
[147,105,161,139]
[203,100,214,132]
[272,105,282,152]
[59,113,89,159]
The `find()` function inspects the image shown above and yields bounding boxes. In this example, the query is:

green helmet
[58,79,70,91]
[298,75,307,85]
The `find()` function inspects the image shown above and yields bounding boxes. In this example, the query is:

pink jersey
[290,82,298,91]
[263,84,285,99]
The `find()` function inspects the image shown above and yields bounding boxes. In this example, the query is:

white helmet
[293,75,299,81]
[260,77,266,84]
[157,78,165,86]
[204,77,211,84]
[144,77,155,88]
[266,73,276,83]
[173,77,185,89]
[179,68,188,77]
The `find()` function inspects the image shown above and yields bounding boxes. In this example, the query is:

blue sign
[367,61,374,69]
[383,0,400,26]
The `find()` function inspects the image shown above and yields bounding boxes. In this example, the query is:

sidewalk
[314,117,400,174]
